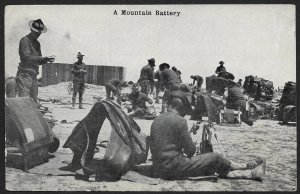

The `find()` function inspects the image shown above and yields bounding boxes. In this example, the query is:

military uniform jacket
[215,65,226,74]
[128,92,151,110]
[161,69,181,88]
[71,62,86,83]
[150,112,196,169]
[18,34,43,76]
[227,86,245,104]
[138,64,154,83]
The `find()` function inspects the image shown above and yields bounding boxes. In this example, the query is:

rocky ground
[5,82,297,191]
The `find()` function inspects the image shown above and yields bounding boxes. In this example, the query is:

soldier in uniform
[226,80,253,126]
[127,84,154,117]
[190,75,204,91]
[16,19,55,103]
[71,52,86,109]
[138,58,155,95]
[215,61,227,75]
[150,90,266,180]
[159,63,181,113]
[105,78,127,100]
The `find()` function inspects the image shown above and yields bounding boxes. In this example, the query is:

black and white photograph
[4,4,297,191]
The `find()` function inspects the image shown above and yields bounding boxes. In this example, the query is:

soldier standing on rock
[71,52,86,109]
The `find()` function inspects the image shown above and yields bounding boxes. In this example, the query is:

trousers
[153,152,231,179]
[72,82,85,99]
[16,71,38,102]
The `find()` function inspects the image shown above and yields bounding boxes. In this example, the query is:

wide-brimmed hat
[77,52,85,58]
[148,58,155,62]
[28,19,47,33]
[159,63,170,70]
[148,58,155,66]
[219,61,224,65]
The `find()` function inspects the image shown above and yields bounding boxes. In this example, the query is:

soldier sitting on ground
[225,80,253,126]
[150,90,266,180]
[123,84,154,118]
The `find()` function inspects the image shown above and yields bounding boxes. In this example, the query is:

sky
[5,4,296,88]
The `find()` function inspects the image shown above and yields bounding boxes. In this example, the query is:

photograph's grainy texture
[5,4,296,191]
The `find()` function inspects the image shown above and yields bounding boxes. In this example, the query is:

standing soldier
[190,75,203,91]
[138,58,155,95]
[16,19,55,103]
[159,63,181,113]
[71,52,86,109]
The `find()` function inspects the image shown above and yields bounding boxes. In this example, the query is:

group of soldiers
[7,19,266,181]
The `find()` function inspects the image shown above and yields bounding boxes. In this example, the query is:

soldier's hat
[171,66,177,71]
[28,19,47,33]
[77,52,85,58]
[159,63,170,70]
[148,58,155,66]
[219,61,224,65]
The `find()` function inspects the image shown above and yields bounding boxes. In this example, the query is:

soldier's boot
[226,159,266,181]
[72,97,76,108]
[230,157,265,170]
[79,97,83,109]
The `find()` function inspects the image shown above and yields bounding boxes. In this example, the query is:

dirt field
[5,83,297,191]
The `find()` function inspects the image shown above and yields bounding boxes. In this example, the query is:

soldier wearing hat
[150,90,265,180]
[159,63,181,113]
[138,58,156,95]
[126,83,154,117]
[71,52,87,109]
[215,61,227,75]
[16,19,55,102]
